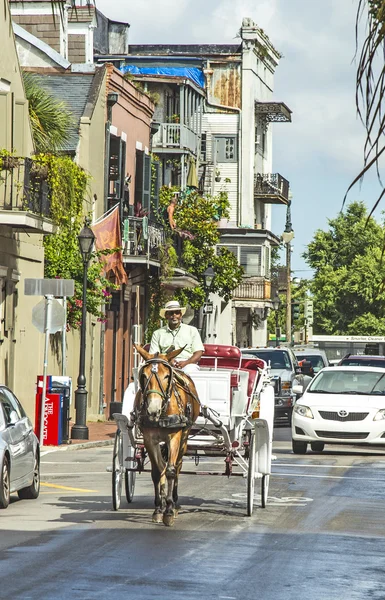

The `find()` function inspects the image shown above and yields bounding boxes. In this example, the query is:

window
[255,125,266,156]
[217,244,263,276]
[215,136,237,162]
[200,132,207,162]
[134,150,151,213]
[0,388,20,425]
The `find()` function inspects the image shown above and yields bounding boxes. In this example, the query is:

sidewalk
[46,420,117,451]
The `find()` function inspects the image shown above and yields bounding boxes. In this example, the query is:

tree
[23,72,73,153]
[303,201,385,334]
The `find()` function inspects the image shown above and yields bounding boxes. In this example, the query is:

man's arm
[149,330,161,355]
[175,350,203,369]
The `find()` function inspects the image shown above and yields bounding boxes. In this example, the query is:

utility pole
[282,197,294,345]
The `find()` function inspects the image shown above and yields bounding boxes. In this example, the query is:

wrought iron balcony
[152,123,199,155]
[233,277,271,301]
[254,173,289,205]
[0,157,54,233]
[122,216,165,264]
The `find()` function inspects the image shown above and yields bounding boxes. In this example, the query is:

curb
[42,439,114,452]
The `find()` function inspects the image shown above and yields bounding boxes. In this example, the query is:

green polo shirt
[149,323,204,360]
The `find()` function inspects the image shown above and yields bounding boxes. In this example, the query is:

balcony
[0,157,55,233]
[254,173,289,205]
[152,123,199,155]
[233,277,271,301]
[122,216,165,266]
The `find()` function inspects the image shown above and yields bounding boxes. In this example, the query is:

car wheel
[18,454,40,500]
[0,456,10,509]
[310,442,324,452]
[292,440,307,454]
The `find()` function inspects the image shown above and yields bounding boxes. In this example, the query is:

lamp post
[272,292,281,347]
[281,198,294,345]
[71,220,96,440]
[202,264,215,342]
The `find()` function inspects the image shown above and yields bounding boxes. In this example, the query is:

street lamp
[202,264,215,342]
[282,197,294,345]
[71,219,96,440]
[272,292,281,347]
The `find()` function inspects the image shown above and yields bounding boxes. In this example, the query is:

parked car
[241,347,306,424]
[292,366,385,454]
[294,348,329,373]
[338,354,385,368]
[0,386,40,508]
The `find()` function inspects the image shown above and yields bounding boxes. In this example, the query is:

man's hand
[174,359,189,369]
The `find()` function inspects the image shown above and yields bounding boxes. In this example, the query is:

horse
[133,344,201,527]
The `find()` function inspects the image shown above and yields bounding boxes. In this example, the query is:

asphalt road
[2,427,385,600]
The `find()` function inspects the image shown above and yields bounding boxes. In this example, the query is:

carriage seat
[200,344,242,369]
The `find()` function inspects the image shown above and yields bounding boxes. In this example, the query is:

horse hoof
[163,513,175,527]
[152,512,163,523]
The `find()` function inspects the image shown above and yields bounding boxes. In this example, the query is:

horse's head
[134,344,184,422]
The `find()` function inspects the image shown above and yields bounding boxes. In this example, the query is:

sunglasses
[166,310,182,316]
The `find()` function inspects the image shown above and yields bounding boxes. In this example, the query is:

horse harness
[138,357,200,429]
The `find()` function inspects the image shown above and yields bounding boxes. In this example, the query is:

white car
[291,366,385,453]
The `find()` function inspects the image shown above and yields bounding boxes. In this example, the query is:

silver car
[0,386,40,508]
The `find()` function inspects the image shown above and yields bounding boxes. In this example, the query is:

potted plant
[215,169,221,182]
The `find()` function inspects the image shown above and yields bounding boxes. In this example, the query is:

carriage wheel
[246,433,256,516]
[261,474,269,508]
[125,442,136,503]
[112,429,123,511]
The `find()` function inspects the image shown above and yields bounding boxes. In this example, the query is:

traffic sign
[32,298,66,333]
[25,278,74,297]
[203,302,214,315]
[304,299,314,325]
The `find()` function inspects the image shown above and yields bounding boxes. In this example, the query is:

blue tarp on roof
[120,65,205,88]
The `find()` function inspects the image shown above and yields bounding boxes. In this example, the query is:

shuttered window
[135,150,152,213]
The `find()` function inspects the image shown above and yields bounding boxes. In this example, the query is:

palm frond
[347,0,385,209]
[23,72,74,153]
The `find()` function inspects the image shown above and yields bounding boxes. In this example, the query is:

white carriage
[111,344,275,516]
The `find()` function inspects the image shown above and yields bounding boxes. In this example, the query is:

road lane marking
[274,463,385,469]
[41,472,109,476]
[274,472,385,480]
[41,482,98,492]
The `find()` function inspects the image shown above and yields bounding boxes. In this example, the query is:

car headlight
[374,409,385,421]
[293,404,314,419]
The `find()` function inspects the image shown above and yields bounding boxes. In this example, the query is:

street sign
[32,297,66,333]
[25,278,74,297]
[203,302,214,315]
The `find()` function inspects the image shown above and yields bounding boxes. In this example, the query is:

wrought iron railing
[254,173,289,201]
[122,216,165,261]
[0,157,51,217]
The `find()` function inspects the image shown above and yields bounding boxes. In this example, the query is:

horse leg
[173,429,190,516]
[142,431,166,523]
[163,431,182,527]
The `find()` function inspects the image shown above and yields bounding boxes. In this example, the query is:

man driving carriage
[122,300,204,421]
[149,300,204,373]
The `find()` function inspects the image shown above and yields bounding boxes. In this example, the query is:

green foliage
[41,154,117,329]
[303,201,385,334]
[23,72,74,153]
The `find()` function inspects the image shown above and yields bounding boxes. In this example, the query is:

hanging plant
[0,151,20,171]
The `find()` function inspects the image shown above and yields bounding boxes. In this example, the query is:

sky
[95,0,380,276]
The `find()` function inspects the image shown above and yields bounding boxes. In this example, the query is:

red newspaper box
[35,386,62,446]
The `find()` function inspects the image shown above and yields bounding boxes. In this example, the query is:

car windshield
[296,354,326,372]
[340,359,385,368]
[308,369,385,395]
[244,350,292,370]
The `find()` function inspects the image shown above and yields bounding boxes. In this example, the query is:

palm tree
[346,1,385,212]
[23,72,74,153]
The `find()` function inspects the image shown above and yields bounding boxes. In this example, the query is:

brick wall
[12,15,60,52]
[68,34,86,63]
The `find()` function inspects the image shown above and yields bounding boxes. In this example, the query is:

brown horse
[133,344,201,526]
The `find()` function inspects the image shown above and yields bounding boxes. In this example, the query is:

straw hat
[160,300,186,319]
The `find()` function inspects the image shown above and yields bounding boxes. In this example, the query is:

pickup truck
[241,346,309,423]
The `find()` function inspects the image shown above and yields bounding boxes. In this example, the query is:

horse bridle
[139,357,173,412]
